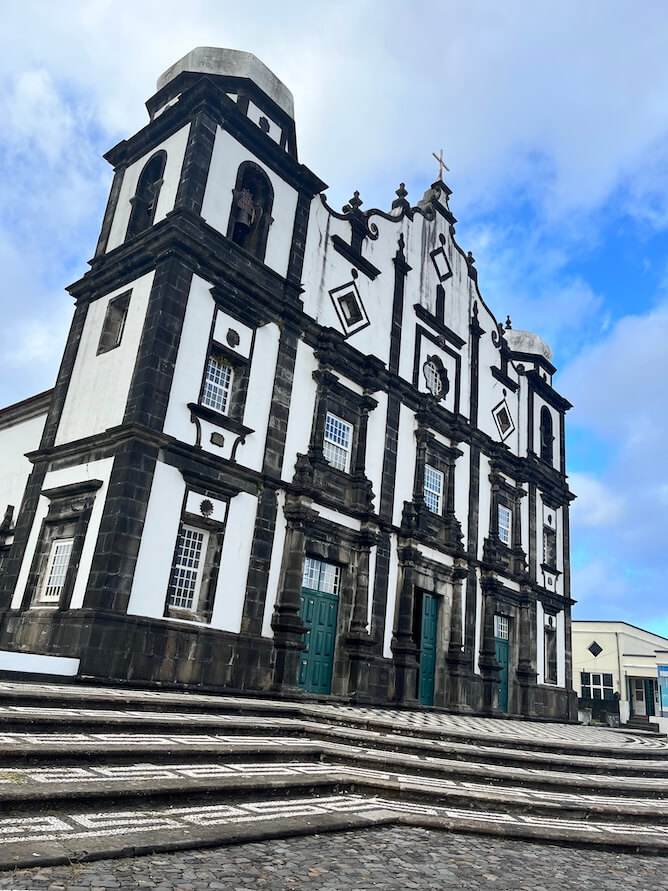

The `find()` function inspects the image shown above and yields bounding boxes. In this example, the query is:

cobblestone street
[1,826,667,890]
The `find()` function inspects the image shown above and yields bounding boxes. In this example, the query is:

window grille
[322,412,352,472]
[581,671,614,700]
[498,504,512,545]
[167,525,207,610]
[40,539,74,602]
[202,353,233,414]
[423,464,444,513]
[302,557,340,595]
[423,360,443,397]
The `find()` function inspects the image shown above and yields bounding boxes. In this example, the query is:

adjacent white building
[0,48,576,718]
[572,620,668,732]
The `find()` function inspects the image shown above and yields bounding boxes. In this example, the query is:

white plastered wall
[382,534,400,659]
[55,273,154,446]
[393,404,416,527]
[281,342,318,479]
[262,490,287,638]
[11,458,114,610]
[0,411,47,517]
[210,492,257,633]
[127,461,183,618]
[106,124,192,252]
[200,127,297,278]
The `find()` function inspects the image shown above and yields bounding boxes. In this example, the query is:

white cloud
[569,473,624,529]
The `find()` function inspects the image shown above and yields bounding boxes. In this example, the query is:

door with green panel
[494,614,510,712]
[418,592,438,706]
[299,557,340,695]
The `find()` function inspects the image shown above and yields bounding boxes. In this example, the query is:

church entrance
[417,592,438,706]
[494,615,510,712]
[298,558,339,695]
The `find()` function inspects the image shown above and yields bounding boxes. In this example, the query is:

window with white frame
[201,352,233,415]
[498,504,512,546]
[423,464,444,514]
[494,614,509,639]
[322,412,353,472]
[302,556,340,595]
[39,538,74,603]
[166,524,208,611]
[581,671,614,700]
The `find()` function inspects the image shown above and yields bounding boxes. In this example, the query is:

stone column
[446,566,472,710]
[516,589,537,716]
[270,502,309,692]
[345,529,377,700]
[391,545,420,705]
[479,581,501,714]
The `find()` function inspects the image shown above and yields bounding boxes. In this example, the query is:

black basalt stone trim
[414,304,465,349]
[370,530,391,649]
[173,109,218,217]
[241,325,300,632]
[122,254,194,431]
[526,369,572,412]
[469,315,481,427]
[331,235,381,280]
[83,438,159,613]
[94,167,126,258]
[286,189,313,288]
[491,365,519,392]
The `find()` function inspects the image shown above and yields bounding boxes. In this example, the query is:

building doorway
[298,558,339,695]
[494,614,510,712]
[416,591,438,706]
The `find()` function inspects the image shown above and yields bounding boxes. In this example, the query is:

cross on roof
[432,149,450,182]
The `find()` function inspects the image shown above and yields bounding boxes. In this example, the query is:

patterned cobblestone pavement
[1,826,667,890]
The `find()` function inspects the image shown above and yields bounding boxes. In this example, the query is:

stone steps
[0,681,666,867]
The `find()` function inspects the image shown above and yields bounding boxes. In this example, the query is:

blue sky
[0,1,667,636]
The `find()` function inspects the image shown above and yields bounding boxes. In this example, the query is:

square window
[201,352,233,415]
[498,504,512,546]
[492,399,515,441]
[592,674,601,686]
[302,556,340,595]
[323,412,353,472]
[581,672,590,684]
[423,464,444,514]
[39,538,74,603]
[603,673,613,686]
[167,524,208,611]
[582,685,591,698]
[494,614,509,639]
[97,291,131,354]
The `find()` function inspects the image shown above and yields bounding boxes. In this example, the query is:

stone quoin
[0,47,576,718]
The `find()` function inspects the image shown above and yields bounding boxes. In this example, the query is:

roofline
[572,619,668,643]
[0,389,53,429]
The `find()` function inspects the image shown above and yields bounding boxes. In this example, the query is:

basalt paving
[0,681,666,869]
[1,825,667,891]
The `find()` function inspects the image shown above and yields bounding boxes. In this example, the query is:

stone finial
[343,191,363,214]
[505,315,512,330]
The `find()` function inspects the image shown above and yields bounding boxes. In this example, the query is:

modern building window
[322,412,353,472]
[166,524,208,611]
[540,406,554,463]
[201,352,233,415]
[423,464,444,514]
[39,538,74,603]
[97,291,131,354]
[125,151,167,241]
[498,504,512,546]
[581,671,614,700]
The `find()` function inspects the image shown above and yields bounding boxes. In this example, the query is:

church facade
[0,48,576,718]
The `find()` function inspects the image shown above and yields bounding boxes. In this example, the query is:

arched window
[227,161,274,261]
[125,151,167,241]
[540,406,554,463]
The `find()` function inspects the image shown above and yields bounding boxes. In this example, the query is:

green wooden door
[299,587,338,694]
[495,637,509,712]
[418,592,438,706]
